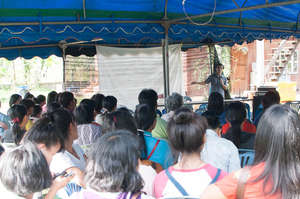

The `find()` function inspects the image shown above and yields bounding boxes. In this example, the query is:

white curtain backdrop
[96,45,183,110]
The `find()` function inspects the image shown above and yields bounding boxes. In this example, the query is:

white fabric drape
[96,45,183,110]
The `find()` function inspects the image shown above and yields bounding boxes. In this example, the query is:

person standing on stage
[192,63,228,98]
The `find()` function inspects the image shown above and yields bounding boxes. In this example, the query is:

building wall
[183,46,211,100]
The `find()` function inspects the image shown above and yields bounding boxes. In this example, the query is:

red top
[215,163,281,199]
[222,120,256,135]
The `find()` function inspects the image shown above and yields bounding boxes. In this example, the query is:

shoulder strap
[236,167,250,199]
[210,168,221,184]
[146,140,160,160]
[165,169,189,196]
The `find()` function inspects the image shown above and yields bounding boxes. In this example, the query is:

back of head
[0,143,52,197]
[168,108,208,153]
[138,89,158,110]
[32,104,42,118]
[262,90,280,110]
[208,92,224,115]
[202,110,220,130]
[8,104,27,145]
[226,102,246,123]
[58,91,74,109]
[166,92,183,112]
[102,96,117,112]
[35,95,46,106]
[46,102,61,113]
[134,104,156,131]
[254,104,300,198]
[85,130,143,193]
[224,102,246,148]
[20,99,35,113]
[9,94,22,107]
[91,93,105,113]
[75,101,95,125]
[24,112,65,150]
[24,92,34,100]
[46,108,74,145]
[47,91,58,105]
[102,108,137,134]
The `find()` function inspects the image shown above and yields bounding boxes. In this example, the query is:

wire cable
[182,0,217,26]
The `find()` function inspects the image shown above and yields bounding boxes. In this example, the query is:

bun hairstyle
[168,108,208,153]
[8,104,27,145]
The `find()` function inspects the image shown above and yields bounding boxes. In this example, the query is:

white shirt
[201,129,240,173]
[161,111,175,123]
[50,143,86,174]
[138,165,157,196]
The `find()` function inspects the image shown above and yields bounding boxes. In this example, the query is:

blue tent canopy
[0,0,299,60]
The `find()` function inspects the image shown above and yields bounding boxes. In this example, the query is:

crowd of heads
[0,87,300,199]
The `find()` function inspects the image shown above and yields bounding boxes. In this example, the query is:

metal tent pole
[162,32,170,100]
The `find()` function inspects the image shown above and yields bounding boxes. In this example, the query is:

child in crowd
[154,108,226,198]
[70,130,154,199]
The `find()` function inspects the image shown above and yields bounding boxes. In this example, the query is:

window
[273,49,298,74]
[288,51,298,74]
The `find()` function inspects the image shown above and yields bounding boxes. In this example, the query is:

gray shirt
[201,129,240,173]
[205,74,227,98]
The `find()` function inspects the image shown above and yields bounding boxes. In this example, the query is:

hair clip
[12,117,20,123]
[113,116,117,123]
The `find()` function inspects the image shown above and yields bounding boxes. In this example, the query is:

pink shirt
[153,164,227,198]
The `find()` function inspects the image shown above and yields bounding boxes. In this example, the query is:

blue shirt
[141,131,174,169]
[201,129,240,173]
[0,112,10,137]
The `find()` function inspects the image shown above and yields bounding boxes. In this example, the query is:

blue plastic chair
[195,103,208,115]
[64,182,82,196]
[239,149,255,168]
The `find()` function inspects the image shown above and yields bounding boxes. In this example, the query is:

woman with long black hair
[202,104,300,199]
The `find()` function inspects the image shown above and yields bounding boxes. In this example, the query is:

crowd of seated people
[0,88,299,199]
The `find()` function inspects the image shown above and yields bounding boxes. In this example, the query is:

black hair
[8,104,27,145]
[91,93,105,113]
[46,102,61,113]
[207,92,224,115]
[48,108,74,144]
[75,100,95,125]
[24,92,34,100]
[102,108,146,158]
[253,105,300,198]
[0,144,4,156]
[0,143,52,197]
[138,89,158,111]
[32,105,42,118]
[168,108,208,153]
[223,102,246,148]
[20,99,35,113]
[102,108,138,135]
[202,110,220,130]
[24,112,65,150]
[102,96,117,112]
[9,94,22,107]
[47,91,58,105]
[85,130,144,193]
[58,91,75,109]
[262,90,280,110]
[134,104,156,131]
[35,95,46,106]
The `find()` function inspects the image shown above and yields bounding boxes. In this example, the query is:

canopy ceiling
[0,0,299,60]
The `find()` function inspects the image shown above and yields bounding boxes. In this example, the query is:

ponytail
[8,105,27,145]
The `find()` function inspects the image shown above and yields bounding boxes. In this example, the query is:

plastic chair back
[239,149,255,168]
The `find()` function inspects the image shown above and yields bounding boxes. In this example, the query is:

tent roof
[0,0,300,59]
